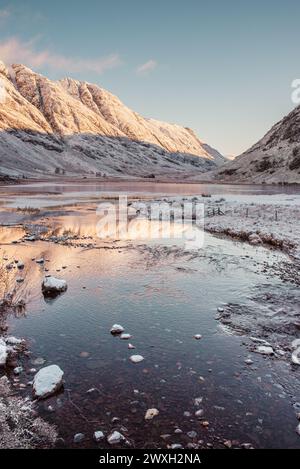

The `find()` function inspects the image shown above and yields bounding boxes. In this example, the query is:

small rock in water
[256,346,274,356]
[32,357,46,366]
[183,411,191,417]
[194,334,202,340]
[187,431,197,439]
[245,358,254,365]
[107,431,125,445]
[195,409,204,418]
[73,433,85,443]
[110,324,125,335]
[145,408,159,420]
[292,350,300,365]
[217,307,224,313]
[194,397,203,406]
[128,343,135,349]
[296,423,300,437]
[120,333,132,340]
[224,440,232,448]
[42,276,67,296]
[0,339,8,366]
[174,428,183,434]
[94,431,105,442]
[13,366,23,375]
[129,355,144,364]
[79,351,90,358]
[33,365,64,399]
[5,336,25,346]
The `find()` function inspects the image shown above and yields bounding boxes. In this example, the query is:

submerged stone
[145,408,159,420]
[33,364,64,399]
[110,324,125,334]
[129,355,144,364]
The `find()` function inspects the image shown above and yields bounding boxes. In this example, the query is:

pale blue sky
[0,0,299,155]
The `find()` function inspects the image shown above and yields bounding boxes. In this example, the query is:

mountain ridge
[0,61,225,178]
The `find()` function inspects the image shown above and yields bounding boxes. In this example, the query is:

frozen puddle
[0,210,300,449]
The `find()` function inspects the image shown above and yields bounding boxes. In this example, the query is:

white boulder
[0,339,8,366]
[94,431,105,442]
[120,333,132,340]
[5,336,25,346]
[107,430,125,445]
[42,276,67,296]
[110,324,124,334]
[33,364,64,399]
[145,408,159,420]
[129,355,144,364]
[256,345,274,356]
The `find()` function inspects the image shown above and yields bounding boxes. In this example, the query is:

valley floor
[0,181,299,449]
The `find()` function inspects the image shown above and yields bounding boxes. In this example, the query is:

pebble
[194,397,203,406]
[73,433,85,443]
[194,334,202,340]
[223,440,232,448]
[107,431,125,445]
[245,358,254,365]
[128,343,135,349]
[13,366,23,375]
[145,408,159,420]
[120,333,132,340]
[187,431,197,439]
[256,346,274,356]
[195,409,204,418]
[110,324,125,334]
[129,355,144,364]
[94,431,105,442]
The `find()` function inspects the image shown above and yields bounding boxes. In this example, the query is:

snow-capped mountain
[216,106,300,183]
[0,61,225,178]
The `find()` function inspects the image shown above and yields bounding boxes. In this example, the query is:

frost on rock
[0,338,8,366]
[110,324,125,334]
[129,354,144,364]
[145,408,159,420]
[42,276,67,297]
[94,430,105,442]
[107,430,125,445]
[120,333,132,340]
[0,376,57,448]
[33,365,64,399]
[255,345,274,356]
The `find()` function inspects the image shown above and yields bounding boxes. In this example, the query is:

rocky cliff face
[216,106,300,184]
[0,62,224,178]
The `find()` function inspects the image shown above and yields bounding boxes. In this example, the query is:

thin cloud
[136,59,157,75]
[0,8,10,19]
[0,36,122,74]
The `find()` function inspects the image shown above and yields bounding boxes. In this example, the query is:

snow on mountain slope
[0,61,224,178]
[215,106,300,184]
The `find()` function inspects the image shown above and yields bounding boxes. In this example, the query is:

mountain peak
[0,61,225,178]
